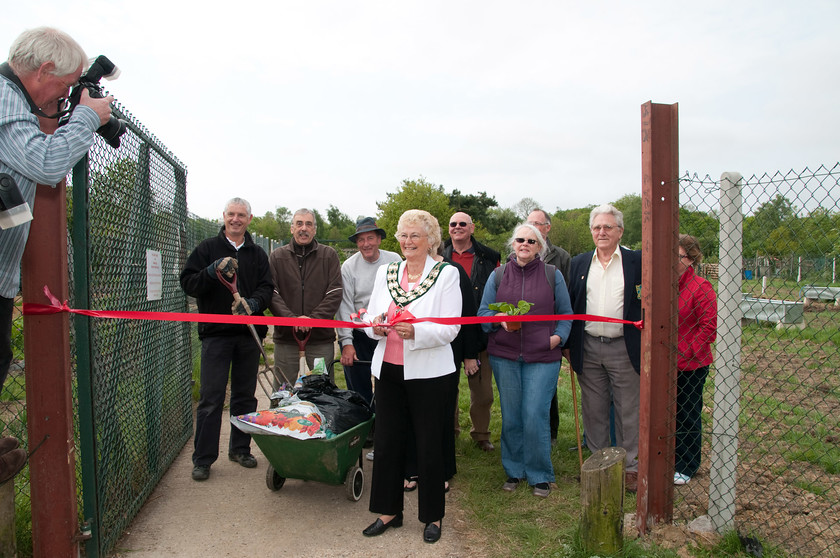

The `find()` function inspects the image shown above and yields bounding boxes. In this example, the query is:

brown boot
[0,436,20,455]
[0,448,27,485]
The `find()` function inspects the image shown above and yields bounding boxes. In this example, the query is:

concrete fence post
[709,171,743,531]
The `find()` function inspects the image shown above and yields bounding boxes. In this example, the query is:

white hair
[224,197,252,215]
[589,204,624,229]
[9,27,87,76]
[508,223,548,260]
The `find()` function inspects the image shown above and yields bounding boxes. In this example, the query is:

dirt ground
[108,389,470,558]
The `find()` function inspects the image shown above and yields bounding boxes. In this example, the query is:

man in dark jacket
[269,208,343,385]
[566,204,642,492]
[442,211,500,451]
[180,198,274,482]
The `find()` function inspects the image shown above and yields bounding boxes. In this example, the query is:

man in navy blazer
[565,204,642,492]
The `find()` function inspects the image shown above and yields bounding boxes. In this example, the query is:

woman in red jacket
[675,234,717,485]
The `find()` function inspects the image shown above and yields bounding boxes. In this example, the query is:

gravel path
[109,390,470,558]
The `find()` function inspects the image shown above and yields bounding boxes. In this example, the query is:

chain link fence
[676,165,840,557]
[67,101,193,557]
[0,97,289,556]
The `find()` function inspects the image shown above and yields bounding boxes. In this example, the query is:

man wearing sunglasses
[442,212,500,452]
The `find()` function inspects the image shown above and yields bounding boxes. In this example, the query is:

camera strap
[0,62,64,120]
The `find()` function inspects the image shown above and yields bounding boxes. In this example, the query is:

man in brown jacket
[269,208,343,385]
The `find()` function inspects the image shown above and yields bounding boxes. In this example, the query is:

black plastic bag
[294,375,373,435]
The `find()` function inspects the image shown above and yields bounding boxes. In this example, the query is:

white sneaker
[366,450,374,461]
[674,472,691,485]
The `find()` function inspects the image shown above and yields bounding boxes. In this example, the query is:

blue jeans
[490,356,560,485]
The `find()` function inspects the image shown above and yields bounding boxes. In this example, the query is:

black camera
[60,55,127,149]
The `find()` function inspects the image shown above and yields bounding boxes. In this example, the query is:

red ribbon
[23,285,643,330]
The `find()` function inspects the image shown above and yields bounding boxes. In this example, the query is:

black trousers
[369,362,450,524]
[404,369,459,482]
[193,334,260,466]
[0,297,12,391]
[675,366,709,477]
[344,329,377,408]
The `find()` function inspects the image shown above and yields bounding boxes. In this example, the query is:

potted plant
[487,300,533,331]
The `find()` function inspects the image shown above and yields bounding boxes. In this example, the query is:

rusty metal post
[637,101,679,533]
[21,160,81,555]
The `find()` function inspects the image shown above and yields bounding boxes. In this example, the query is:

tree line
[245,178,838,263]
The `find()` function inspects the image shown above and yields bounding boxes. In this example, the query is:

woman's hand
[372,314,388,337]
[496,312,513,332]
[549,334,562,350]
[394,323,414,340]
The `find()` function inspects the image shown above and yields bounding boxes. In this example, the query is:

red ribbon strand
[23,285,643,330]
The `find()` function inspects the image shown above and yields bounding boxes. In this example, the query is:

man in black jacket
[180,198,274,482]
[442,212,500,451]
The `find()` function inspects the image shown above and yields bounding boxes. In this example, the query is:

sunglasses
[514,237,537,245]
[449,221,471,228]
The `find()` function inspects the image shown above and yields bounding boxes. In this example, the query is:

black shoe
[403,476,418,492]
[228,453,257,468]
[191,465,210,481]
[362,512,403,537]
[423,521,442,543]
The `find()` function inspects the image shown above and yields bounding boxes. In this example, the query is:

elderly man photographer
[0,27,114,484]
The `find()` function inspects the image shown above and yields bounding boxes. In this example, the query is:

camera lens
[98,117,127,149]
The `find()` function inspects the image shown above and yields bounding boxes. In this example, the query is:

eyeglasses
[294,221,315,228]
[514,237,538,245]
[591,224,617,232]
[527,221,548,227]
[449,221,471,228]
[396,233,425,242]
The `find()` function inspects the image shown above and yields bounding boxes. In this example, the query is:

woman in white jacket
[361,210,461,544]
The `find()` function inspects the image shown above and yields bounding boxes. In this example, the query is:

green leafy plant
[488,300,533,316]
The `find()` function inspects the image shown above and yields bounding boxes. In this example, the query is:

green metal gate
[69,103,193,557]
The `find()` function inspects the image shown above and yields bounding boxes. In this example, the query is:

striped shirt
[0,75,99,298]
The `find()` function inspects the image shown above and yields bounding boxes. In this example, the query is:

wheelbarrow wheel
[266,465,286,492]
[345,465,364,501]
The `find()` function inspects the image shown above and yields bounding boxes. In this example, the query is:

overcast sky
[6,1,839,222]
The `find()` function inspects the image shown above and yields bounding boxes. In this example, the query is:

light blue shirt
[0,75,99,298]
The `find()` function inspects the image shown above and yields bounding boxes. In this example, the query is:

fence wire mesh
[66,101,194,557]
[676,165,840,558]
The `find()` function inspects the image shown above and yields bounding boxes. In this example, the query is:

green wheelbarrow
[251,415,374,502]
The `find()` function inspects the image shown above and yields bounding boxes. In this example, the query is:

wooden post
[21,176,81,558]
[580,447,626,555]
[638,101,679,533]
[0,481,15,556]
